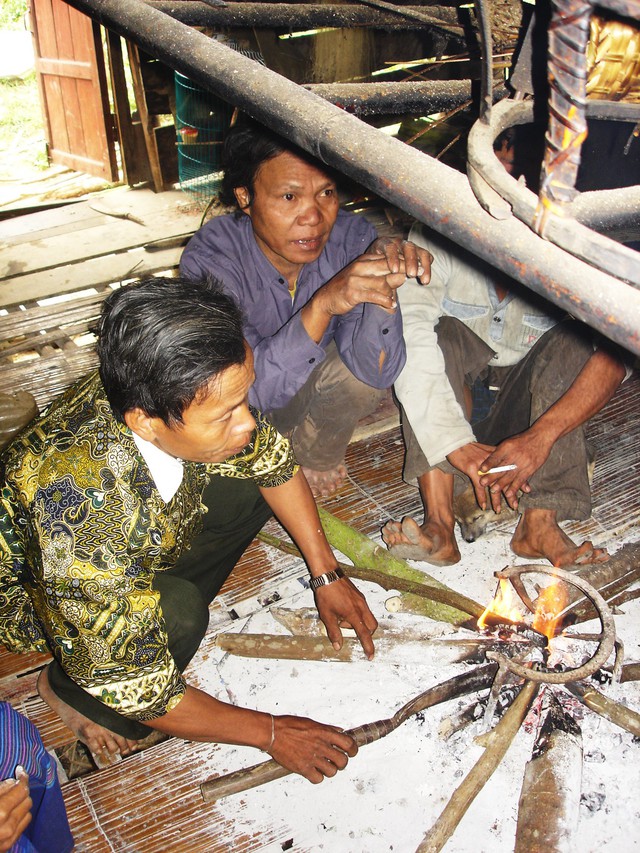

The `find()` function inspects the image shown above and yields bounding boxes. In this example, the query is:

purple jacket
[180,210,406,411]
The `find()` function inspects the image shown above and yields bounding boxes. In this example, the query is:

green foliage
[0,73,48,178]
[0,0,28,30]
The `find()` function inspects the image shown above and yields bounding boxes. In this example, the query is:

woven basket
[587,15,640,102]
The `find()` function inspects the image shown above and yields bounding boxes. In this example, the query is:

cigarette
[478,464,517,475]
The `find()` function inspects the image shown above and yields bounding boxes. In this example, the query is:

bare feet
[381,517,461,566]
[302,463,347,498]
[511,509,610,566]
[37,665,139,766]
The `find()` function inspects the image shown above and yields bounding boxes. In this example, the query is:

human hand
[448,442,497,509]
[370,236,432,285]
[314,253,408,317]
[267,714,357,783]
[314,576,378,660]
[0,767,31,853]
[478,429,552,510]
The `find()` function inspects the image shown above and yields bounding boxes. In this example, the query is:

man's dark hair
[219,117,339,209]
[97,276,246,425]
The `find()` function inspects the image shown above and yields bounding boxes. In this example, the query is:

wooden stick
[269,606,475,641]
[619,662,640,683]
[258,521,483,625]
[564,682,640,737]
[514,693,583,853]
[200,664,498,803]
[559,541,640,624]
[216,631,505,664]
[415,680,539,853]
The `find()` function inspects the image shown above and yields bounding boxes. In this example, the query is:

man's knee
[155,575,209,670]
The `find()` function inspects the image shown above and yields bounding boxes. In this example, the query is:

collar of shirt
[132,431,184,502]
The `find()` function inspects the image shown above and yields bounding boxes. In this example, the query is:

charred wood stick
[560,542,640,625]
[270,606,473,642]
[200,663,498,803]
[416,680,539,853]
[607,586,640,608]
[439,682,524,741]
[564,682,640,737]
[216,632,506,663]
[619,662,640,683]
[514,694,583,853]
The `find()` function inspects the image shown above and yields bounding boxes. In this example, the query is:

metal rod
[64,0,640,355]
[146,0,464,32]
[304,80,482,116]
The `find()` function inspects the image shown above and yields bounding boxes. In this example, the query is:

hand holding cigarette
[477,464,518,476]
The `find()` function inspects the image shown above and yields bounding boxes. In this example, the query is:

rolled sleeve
[209,408,299,487]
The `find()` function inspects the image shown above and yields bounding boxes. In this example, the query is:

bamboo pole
[200,664,498,802]
[415,680,539,853]
[320,509,483,625]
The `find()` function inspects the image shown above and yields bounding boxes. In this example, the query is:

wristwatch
[309,567,345,591]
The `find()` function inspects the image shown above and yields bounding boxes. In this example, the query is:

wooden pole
[200,664,498,802]
[415,680,539,853]
[258,526,483,624]
[564,682,640,737]
[216,631,507,664]
[514,694,583,853]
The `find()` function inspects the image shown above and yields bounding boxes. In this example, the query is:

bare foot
[381,517,461,566]
[37,665,139,766]
[511,509,610,567]
[302,463,347,498]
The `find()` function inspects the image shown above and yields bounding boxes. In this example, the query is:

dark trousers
[402,316,594,520]
[270,341,384,470]
[48,475,272,740]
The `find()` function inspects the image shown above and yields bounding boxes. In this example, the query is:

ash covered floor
[1,375,639,852]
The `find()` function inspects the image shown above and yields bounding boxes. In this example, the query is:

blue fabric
[180,210,406,411]
[0,703,73,853]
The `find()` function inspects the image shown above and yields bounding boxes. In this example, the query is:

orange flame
[478,579,526,629]
[532,576,568,640]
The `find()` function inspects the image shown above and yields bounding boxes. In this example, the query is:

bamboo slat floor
[1,374,638,852]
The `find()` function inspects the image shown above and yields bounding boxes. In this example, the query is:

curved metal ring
[486,563,616,684]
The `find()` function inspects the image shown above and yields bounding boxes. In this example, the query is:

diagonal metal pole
[65,0,640,355]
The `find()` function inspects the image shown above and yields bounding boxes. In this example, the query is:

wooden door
[30,0,118,180]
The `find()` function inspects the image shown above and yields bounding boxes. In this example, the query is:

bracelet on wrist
[264,713,275,752]
[309,566,345,591]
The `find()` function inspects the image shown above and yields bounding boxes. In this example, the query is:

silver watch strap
[309,567,345,590]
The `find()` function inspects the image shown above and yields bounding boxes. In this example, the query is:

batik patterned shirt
[0,372,296,722]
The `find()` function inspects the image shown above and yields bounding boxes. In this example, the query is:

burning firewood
[539,541,640,626]
[514,692,583,853]
[415,680,539,853]
[200,664,498,803]
[439,682,524,741]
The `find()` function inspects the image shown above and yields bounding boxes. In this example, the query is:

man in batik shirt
[0,276,377,785]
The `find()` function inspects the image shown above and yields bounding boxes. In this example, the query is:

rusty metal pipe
[145,0,463,32]
[304,81,484,116]
[64,0,640,355]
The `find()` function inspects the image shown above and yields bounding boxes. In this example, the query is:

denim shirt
[395,224,563,466]
[180,210,406,412]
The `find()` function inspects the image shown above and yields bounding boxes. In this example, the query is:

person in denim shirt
[382,219,626,568]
